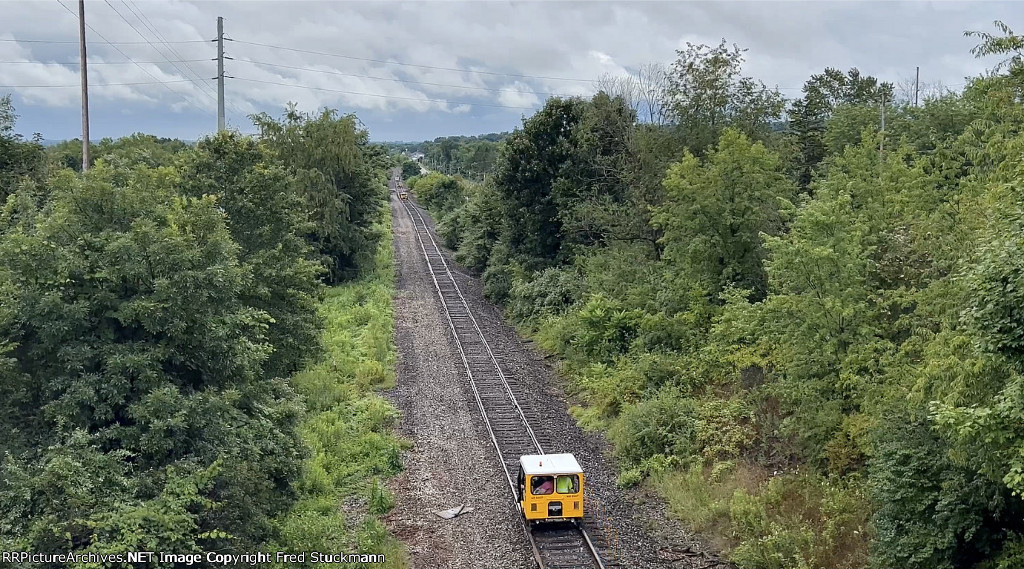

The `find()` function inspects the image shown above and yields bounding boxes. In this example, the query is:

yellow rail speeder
[516,453,584,524]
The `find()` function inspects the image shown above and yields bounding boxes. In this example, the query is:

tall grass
[268,207,409,568]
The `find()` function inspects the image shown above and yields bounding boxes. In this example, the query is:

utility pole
[78,0,90,171]
[914,66,920,107]
[216,16,225,131]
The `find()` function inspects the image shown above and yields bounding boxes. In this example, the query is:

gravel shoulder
[384,193,730,569]
[383,193,532,569]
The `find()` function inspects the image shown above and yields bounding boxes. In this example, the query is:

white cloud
[497,81,541,108]
[590,50,615,66]
[0,0,1019,141]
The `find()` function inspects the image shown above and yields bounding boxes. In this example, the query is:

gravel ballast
[384,193,731,569]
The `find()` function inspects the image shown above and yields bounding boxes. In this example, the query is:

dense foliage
[253,108,388,283]
[409,23,1024,569]
[0,96,46,203]
[46,133,192,172]
[0,101,400,566]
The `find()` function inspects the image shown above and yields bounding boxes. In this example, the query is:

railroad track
[393,174,607,569]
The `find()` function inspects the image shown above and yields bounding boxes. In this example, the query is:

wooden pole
[78,0,90,171]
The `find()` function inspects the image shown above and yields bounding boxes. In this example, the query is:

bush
[991,533,1024,569]
[453,183,505,273]
[508,266,585,323]
[436,205,465,250]
[697,398,756,461]
[407,172,464,215]
[481,243,515,304]
[572,360,646,420]
[561,294,644,363]
[868,416,1020,569]
[608,388,699,466]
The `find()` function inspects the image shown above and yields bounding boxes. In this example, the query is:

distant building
[410,152,425,162]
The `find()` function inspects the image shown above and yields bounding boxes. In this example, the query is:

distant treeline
[384,132,510,179]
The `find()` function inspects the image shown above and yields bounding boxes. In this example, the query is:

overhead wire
[0,38,207,44]
[0,59,207,65]
[53,0,215,117]
[1,78,199,88]
[2,31,874,107]
[118,0,247,119]
[100,0,218,104]
[120,1,247,123]
[9,15,974,124]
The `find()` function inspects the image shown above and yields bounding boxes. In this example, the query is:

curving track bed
[392,172,606,569]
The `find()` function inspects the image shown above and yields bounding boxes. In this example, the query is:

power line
[232,39,600,84]
[54,0,214,117]
[232,76,537,110]
[0,59,207,64]
[0,38,207,44]
[119,1,237,110]
[230,40,832,96]
[108,2,248,126]
[100,0,218,104]
[1,78,199,88]
[235,58,579,98]
[120,2,247,120]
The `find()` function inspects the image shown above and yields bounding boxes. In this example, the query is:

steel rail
[403,200,543,453]
[393,178,606,569]
[402,198,523,493]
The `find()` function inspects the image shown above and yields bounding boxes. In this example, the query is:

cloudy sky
[0,0,1019,143]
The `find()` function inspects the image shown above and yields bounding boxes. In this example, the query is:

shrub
[573,360,645,419]
[868,416,1019,569]
[562,294,644,363]
[697,398,756,461]
[481,243,515,304]
[730,473,871,569]
[608,388,699,466]
[509,266,585,323]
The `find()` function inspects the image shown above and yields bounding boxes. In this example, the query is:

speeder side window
[555,474,579,494]
[531,476,553,495]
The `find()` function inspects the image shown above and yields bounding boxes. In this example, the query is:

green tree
[966,20,1024,90]
[493,97,589,265]
[0,95,46,203]
[664,41,785,154]
[788,68,893,188]
[177,131,325,379]
[869,416,1020,569]
[0,164,304,555]
[253,107,384,283]
[400,159,421,179]
[654,128,797,300]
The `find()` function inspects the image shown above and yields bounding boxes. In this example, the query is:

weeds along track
[393,178,607,569]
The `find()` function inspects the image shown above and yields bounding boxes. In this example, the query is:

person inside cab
[531,475,553,495]
[556,474,578,494]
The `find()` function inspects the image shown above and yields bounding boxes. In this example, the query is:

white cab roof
[520,453,582,476]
